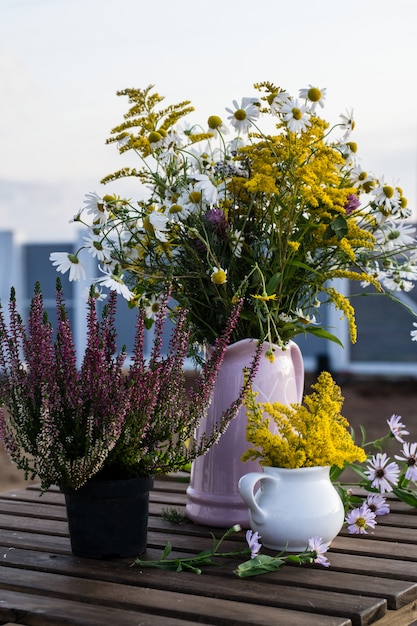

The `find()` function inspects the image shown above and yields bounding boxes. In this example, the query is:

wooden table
[1,477,417,626]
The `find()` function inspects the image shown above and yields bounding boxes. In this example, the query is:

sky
[1,0,417,242]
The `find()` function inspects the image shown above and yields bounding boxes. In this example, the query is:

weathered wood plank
[0,589,202,626]
[358,601,417,626]
[0,514,68,536]
[332,536,417,560]
[0,564,373,626]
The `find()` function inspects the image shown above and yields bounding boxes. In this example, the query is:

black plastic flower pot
[61,475,154,559]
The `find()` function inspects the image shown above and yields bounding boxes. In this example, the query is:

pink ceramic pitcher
[185,338,304,527]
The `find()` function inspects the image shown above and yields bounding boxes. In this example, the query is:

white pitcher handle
[238,472,274,524]
[289,341,304,404]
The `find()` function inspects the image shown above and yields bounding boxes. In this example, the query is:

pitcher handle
[289,341,304,404]
[238,472,276,525]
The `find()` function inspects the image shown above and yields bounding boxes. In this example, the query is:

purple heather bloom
[387,414,409,443]
[366,493,390,516]
[364,452,400,493]
[346,504,377,534]
[246,530,262,559]
[344,193,360,215]
[395,442,417,482]
[307,536,330,567]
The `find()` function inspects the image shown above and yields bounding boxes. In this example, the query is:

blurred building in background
[1,229,417,378]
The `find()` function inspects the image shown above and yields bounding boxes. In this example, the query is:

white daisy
[349,164,375,191]
[81,285,107,302]
[269,90,291,115]
[411,321,417,341]
[82,192,109,225]
[299,85,327,113]
[49,252,86,282]
[94,267,134,301]
[83,233,114,262]
[372,177,401,215]
[210,266,227,285]
[141,294,162,319]
[230,229,243,258]
[339,108,355,137]
[147,211,170,242]
[193,173,218,205]
[374,221,417,252]
[164,201,191,223]
[225,97,260,133]
[280,98,311,134]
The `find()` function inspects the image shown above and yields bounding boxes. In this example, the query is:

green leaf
[304,325,344,347]
[161,541,173,560]
[393,487,417,508]
[235,554,285,578]
[266,272,282,294]
[323,215,348,240]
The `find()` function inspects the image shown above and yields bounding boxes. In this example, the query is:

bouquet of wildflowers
[0,280,259,492]
[51,82,417,350]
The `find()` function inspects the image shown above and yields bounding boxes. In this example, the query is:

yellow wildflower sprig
[242,371,366,469]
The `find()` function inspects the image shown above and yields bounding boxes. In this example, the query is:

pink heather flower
[346,504,377,534]
[307,536,330,567]
[395,442,417,482]
[364,453,400,493]
[366,493,390,516]
[246,530,262,559]
[387,414,409,443]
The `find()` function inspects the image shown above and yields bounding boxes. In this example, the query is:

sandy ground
[1,376,417,492]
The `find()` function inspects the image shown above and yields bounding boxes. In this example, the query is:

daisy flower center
[383,185,394,199]
[208,115,223,129]
[292,107,302,121]
[169,204,183,214]
[188,191,202,204]
[307,87,322,102]
[148,131,163,144]
[234,109,247,121]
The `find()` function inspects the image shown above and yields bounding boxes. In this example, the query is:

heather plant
[0,280,260,491]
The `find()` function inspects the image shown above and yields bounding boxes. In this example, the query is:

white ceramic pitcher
[238,465,345,551]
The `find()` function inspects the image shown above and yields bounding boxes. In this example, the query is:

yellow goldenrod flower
[243,371,366,468]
